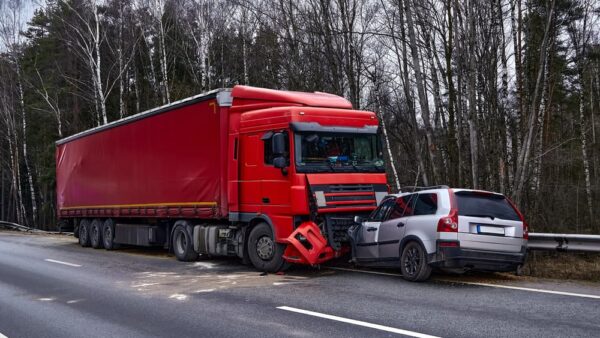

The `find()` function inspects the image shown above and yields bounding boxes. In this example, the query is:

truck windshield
[294,132,385,173]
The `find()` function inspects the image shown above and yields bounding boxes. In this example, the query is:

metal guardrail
[528,233,600,253]
[0,221,72,235]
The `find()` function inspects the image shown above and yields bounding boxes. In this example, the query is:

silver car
[348,187,529,281]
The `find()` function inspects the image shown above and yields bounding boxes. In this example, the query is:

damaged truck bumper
[282,221,339,265]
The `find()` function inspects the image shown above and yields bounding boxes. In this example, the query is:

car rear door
[354,197,396,260]
[454,191,525,253]
[377,194,416,259]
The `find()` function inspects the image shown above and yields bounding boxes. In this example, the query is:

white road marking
[37,297,54,302]
[0,331,8,338]
[442,281,600,300]
[277,306,440,338]
[169,294,188,301]
[330,267,600,300]
[44,259,81,267]
[329,267,402,277]
[194,289,215,293]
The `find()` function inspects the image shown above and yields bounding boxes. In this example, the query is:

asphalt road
[0,231,599,338]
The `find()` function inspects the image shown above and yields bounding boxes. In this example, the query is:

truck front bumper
[430,241,527,272]
[282,221,339,265]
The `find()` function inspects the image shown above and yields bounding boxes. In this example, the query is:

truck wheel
[400,241,432,282]
[78,219,91,247]
[90,218,104,249]
[172,224,198,261]
[102,219,116,250]
[247,222,287,273]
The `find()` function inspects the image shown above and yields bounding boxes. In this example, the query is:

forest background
[0,0,599,233]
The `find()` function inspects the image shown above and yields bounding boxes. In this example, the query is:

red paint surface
[56,98,228,218]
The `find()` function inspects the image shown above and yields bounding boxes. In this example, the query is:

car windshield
[455,191,521,221]
[294,132,385,173]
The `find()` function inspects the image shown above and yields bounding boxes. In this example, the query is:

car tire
[90,218,104,249]
[247,222,288,273]
[78,219,91,247]
[102,219,117,250]
[400,241,432,282]
[172,223,198,262]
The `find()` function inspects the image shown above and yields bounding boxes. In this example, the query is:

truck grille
[311,183,387,211]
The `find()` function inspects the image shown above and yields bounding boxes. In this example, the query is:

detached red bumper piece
[282,222,335,265]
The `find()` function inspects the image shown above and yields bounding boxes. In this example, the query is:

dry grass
[523,251,600,282]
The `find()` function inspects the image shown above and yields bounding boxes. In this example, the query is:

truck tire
[400,241,432,282]
[247,222,287,273]
[172,223,198,261]
[102,219,116,250]
[79,219,91,247]
[90,218,104,249]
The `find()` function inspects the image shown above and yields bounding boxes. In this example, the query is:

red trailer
[57,86,388,271]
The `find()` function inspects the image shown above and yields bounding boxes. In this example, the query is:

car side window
[388,194,416,220]
[369,198,396,221]
[413,193,438,216]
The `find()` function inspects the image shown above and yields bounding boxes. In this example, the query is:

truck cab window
[263,132,289,165]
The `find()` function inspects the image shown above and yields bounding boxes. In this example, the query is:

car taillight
[522,221,529,240]
[437,208,458,232]
[506,197,528,240]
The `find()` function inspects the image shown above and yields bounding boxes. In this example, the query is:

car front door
[354,197,396,261]
[377,194,416,260]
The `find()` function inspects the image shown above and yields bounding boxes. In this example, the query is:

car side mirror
[354,216,364,224]
[272,132,286,155]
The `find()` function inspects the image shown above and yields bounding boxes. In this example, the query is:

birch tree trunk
[513,0,555,205]
[404,0,440,184]
[466,0,479,189]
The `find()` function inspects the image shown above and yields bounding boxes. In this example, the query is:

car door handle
[366,227,377,232]
[397,222,405,227]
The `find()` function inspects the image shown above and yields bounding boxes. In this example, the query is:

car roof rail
[400,185,450,192]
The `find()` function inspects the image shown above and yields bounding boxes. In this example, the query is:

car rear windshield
[454,191,521,221]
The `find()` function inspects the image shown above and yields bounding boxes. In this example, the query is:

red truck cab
[57,85,388,271]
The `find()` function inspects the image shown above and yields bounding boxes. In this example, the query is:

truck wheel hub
[256,236,274,260]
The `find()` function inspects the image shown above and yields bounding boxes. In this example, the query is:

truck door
[259,131,291,215]
[354,197,396,261]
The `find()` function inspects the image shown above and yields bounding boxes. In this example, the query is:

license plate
[477,225,505,236]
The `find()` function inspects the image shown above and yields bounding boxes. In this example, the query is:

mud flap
[282,221,335,265]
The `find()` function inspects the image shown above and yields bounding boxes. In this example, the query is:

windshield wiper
[463,214,496,220]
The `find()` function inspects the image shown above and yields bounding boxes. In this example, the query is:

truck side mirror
[354,216,364,224]
[273,156,287,169]
[272,132,286,155]
[273,156,288,175]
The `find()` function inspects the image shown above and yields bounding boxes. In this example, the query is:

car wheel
[78,219,91,247]
[102,219,117,250]
[172,223,198,262]
[90,218,104,249]
[400,241,432,282]
[247,222,288,273]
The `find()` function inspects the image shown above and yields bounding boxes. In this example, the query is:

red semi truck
[56,85,388,271]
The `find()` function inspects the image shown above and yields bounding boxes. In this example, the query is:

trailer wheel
[78,219,91,247]
[90,218,104,249]
[172,223,198,261]
[247,222,287,273]
[102,219,116,250]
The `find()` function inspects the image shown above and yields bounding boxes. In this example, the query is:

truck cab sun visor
[290,122,378,134]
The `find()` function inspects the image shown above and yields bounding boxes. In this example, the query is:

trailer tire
[78,219,91,247]
[90,218,104,249]
[102,219,117,250]
[172,223,198,262]
[247,222,287,273]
